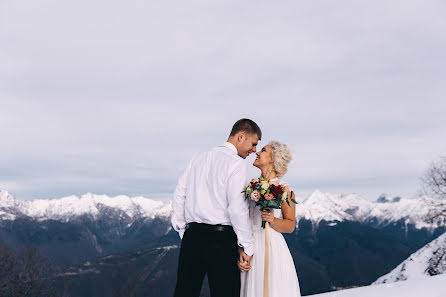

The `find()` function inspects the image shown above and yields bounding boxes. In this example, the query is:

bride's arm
[261,190,296,233]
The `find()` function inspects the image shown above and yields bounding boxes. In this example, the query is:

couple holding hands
[171,119,301,297]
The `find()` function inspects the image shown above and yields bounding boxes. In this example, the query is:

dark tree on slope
[0,245,66,297]
[422,156,446,223]
[112,264,142,297]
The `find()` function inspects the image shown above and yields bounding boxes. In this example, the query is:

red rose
[270,185,283,197]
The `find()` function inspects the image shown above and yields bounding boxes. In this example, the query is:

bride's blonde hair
[269,141,292,177]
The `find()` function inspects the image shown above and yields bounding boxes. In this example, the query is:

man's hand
[237,246,252,272]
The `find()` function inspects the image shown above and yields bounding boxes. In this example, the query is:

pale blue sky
[1,0,446,200]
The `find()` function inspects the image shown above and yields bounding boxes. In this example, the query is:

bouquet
[242,177,298,228]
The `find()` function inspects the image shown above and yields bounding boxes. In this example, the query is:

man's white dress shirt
[171,142,254,256]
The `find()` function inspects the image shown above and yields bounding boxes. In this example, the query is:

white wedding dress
[240,178,301,297]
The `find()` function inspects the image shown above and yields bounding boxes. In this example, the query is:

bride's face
[253,145,274,169]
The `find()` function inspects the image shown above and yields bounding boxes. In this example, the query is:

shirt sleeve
[171,161,191,239]
[227,162,254,256]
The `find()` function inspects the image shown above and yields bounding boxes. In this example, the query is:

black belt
[186,222,234,232]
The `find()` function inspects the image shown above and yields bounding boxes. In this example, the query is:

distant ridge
[0,189,171,221]
[1,189,445,230]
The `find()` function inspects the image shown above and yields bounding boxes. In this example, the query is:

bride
[239,141,301,297]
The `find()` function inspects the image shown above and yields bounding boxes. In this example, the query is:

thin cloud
[1,0,446,200]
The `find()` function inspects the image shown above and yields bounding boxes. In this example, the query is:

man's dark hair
[229,119,262,140]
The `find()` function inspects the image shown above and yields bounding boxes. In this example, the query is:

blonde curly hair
[269,141,293,177]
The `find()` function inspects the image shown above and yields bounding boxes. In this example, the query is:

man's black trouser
[173,223,240,297]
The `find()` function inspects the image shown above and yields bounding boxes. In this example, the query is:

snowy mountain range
[1,189,445,230]
[0,190,171,222]
[2,188,446,296]
[373,231,446,284]
[295,190,446,230]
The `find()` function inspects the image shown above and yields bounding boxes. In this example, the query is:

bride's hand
[238,260,251,272]
[260,209,275,223]
[238,247,251,272]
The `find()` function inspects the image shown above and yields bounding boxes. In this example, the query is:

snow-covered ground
[374,232,446,283]
[312,230,446,297]
[306,274,446,297]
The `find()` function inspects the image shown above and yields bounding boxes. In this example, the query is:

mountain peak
[0,190,171,222]
[306,189,331,202]
[312,189,324,195]
[376,194,401,203]
[296,190,352,223]
[0,190,15,207]
[1,189,445,232]
[377,194,389,203]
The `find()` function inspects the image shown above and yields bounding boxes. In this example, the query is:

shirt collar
[221,142,238,155]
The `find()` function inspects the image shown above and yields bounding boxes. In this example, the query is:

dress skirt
[240,225,301,297]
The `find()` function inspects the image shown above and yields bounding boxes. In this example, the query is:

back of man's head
[229,119,262,140]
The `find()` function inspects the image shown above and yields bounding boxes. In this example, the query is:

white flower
[282,191,288,200]
[261,183,269,190]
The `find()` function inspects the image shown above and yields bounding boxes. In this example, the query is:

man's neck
[227,138,237,148]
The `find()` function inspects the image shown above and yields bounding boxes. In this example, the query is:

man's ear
[237,131,246,143]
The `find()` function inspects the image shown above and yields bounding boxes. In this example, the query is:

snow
[369,196,444,229]
[295,190,375,223]
[0,189,171,222]
[294,190,446,229]
[307,274,446,297]
[1,188,445,230]
[156,245,179,251]
[0,210,16,220]
[374,232,446,284]
[0,190,16,207]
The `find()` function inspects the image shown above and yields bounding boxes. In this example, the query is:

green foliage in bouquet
[242,177,298,228]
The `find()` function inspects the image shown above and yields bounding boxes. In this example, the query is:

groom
[171,119,261,297]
